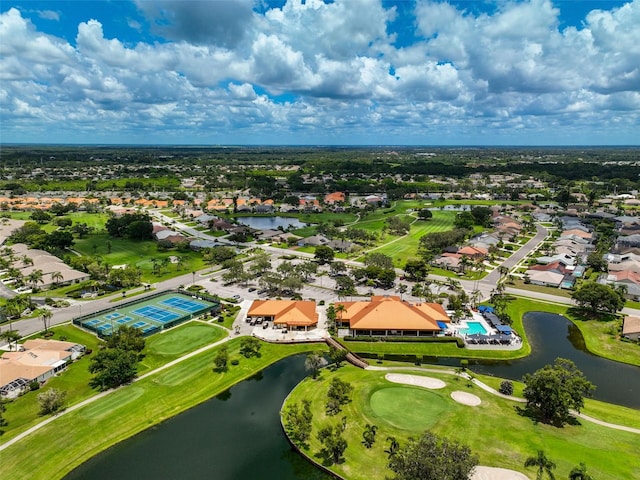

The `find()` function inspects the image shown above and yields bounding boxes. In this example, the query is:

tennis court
[74,291,220,337]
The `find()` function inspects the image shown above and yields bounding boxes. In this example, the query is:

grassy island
[282,365,639,480]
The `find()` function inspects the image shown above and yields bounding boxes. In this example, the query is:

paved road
[9,218,633,342]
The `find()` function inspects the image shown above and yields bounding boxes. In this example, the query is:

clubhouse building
[247,300,318,330]
[336,296,450,337]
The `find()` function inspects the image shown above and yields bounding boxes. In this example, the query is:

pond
[64,355,330,480]
[236,216,308,230]
[64,312,639,480]
[469,312,640,409]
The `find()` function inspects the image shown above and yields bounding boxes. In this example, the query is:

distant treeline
[2,146,640,194]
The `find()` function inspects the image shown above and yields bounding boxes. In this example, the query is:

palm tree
[7,267,23,286]
[335,303,347,328]
[151,258,161,275]
[0,329,21,351]
[568,463,593,480]
[460,255,472,274]
[384,436,399,459]
[51,271,64,286]
[397,283,407,301]
[362,424,378,448]
[160,257,171,273]
[22,255,34,267]
[175,255,184,271]
[36,308,53,334]
[26,269,44,289]
[524,450,557,480]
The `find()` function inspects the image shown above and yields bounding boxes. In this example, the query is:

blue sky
[1,0,638,145]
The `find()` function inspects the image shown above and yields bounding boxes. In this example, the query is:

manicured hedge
[343,336,464,348]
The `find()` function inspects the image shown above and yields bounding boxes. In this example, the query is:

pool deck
[446,311,523,350]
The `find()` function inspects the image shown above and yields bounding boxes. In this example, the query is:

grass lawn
[217,304,241,329]
[508,297,640,367]
[625,299,640,309]
[473,373,640,431]
[74,233,206,283]
[373,212,456,265]
[138,322,228,372]
[284,366,639,480]
[511,279,573,299]
[342,298,532,361]
[0,339,326,480]
[342,296,639,366]
[0,322,226,445]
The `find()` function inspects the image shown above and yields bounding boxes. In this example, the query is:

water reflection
[469,312,640,408]
[64,355,330,480]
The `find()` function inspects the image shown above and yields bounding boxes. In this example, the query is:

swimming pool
[459,321,488,335]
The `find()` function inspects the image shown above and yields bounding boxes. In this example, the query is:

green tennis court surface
[74,291,219,337]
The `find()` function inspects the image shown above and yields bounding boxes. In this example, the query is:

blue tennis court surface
[74,291,219,337]
[133,305,181,323]
[160,296,206,312]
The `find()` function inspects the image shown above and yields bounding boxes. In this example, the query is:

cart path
[0,333,233,453]
[366,365,640,435]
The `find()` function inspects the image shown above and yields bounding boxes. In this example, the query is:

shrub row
[343,336,464,347]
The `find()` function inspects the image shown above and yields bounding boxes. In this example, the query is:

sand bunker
[385,373,446,389]
[451,390,482,406]
[471,466,529,480]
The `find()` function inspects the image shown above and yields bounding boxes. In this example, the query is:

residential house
[255,204,275,213]
[561,229,593,241]
[526,270,564,288]
[622,316,640,341]
[432,254,462,273]
[327,239,356,252]
[324,192,345,205]
[607,259,640,274]
[535,254,576,266]
[457,246,488,260]
[605,270,640,299]
[616,234,640,249]
[0,339,85,398]
[297,235,330,247]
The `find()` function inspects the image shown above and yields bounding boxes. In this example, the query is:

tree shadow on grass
[568,306,618,322]
[514,405,581,428]
[314,451,345,467]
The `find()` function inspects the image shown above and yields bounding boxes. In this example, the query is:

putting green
[369,386,448,431]
[146,324,226,356]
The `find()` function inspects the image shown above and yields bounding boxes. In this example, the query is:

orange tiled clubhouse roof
[247,300,318,327]
[337,296,449,331]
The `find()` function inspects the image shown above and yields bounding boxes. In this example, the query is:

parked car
[248,287,257,292]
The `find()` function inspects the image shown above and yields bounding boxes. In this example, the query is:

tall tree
[37,388,66,415]
[524,450,557,480]
[363,252,393,270]
[571,282,624,314]
[305,351,324,379]
[568,463,593,480]
[361,424,378,448]
[314,245,335,265]
[89,348,140,390]
[522,358,595,425]
[283,400,313,447]
[317,418,348,465]
[387,431,478,480]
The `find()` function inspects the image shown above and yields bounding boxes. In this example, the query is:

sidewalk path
[0,333,232,453]
[365,365,640,435]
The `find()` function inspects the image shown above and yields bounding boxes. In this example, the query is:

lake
[64,355,330,480]
[236,216,308,230]
[64,312,639,480]
[468,311,640,408]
